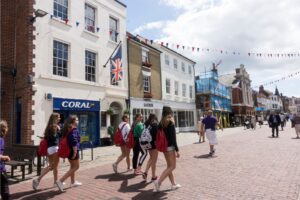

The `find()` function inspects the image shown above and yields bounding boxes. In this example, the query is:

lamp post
[30,9,48,22]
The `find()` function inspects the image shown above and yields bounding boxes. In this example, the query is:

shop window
[101,111,107,127]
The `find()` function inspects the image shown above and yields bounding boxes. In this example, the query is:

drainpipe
[126,37,131,123]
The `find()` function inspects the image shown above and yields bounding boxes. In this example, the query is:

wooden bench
[4,144,41,180]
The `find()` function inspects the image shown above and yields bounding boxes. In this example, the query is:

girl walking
[56,115,81,192]
[32,113,62,190]
[112,115,131,173]
[153,107,180,192]
[142,114,159,182]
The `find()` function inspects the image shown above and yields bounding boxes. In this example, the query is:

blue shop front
[53,98,100,146]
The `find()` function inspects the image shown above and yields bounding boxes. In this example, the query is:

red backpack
[156,128,168,152]
[126,128,135,149]
[58,131,71,158]
[114,124,127,146]
[38,138,48,156]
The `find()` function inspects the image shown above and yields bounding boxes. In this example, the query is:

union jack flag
[110,45,123,84]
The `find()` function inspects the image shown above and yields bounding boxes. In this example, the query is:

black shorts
[68,149,79,160]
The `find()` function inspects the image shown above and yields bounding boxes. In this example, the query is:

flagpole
[103,41,122,68]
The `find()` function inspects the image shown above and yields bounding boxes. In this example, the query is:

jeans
[271,126,279,137]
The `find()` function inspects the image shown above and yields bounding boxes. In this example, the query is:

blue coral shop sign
[53,98,100,111]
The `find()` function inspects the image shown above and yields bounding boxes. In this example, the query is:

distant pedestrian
[142,114,159,182]
[32,113,61,190]
[279,113,286,131]
[251,116,256,130]
[132,114,147,175]
[200,110,219,156]
[112,115,131,173]
[56,115,82,192]
[197,116,205,143]
[0,120,11,200]
[153,106,180,192]
[257,116,263,128]
[291,113,300,138]
[268,111,281,138]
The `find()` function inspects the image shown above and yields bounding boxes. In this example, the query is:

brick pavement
[8,122,300,200]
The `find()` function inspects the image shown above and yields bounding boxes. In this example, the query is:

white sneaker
[53,182,66,188]
[70,181,82,187]
[32,179,39,191]
[112,163,118,174]
[171,183,181,190]
[55,180,64,192]
[153,180,160,192]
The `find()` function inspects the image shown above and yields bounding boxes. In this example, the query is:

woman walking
[56,115,81,192]
[112,115,131,173]
[32,113,61,190]
[142,113,159,182]
[132,113,147,175]
[292,113,300,138]
[153,106,180,192]
[0,120,11,200]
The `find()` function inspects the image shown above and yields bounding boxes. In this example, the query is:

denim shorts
[167,146,175,152]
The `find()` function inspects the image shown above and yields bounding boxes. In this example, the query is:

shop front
[53,98,100,146]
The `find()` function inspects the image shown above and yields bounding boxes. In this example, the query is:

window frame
[165,54,169,65]
[174,58,178,69]
[142,49,149,63]
[143,75,151,93]
[109,17,119,43]
[166,79,171,94]
[181,62,186,73]
[189,85,193,98]
[53,40,69,77]
[182,83,186,97]
[175,81,179,96]
[53,0,68,20]
[85,50,96,82]
[85,4,96,33]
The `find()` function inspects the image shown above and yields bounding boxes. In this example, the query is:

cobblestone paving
[9,122,300,200]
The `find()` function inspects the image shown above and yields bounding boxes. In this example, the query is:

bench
[4,144,41,180]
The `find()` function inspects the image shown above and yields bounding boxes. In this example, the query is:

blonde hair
[160,115,174,128]
[44,113,60,138]
[0,120,8,137]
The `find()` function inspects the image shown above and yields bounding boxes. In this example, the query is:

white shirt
[118,121,131,141]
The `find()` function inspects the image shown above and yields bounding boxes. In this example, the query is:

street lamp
[30,9,48,22]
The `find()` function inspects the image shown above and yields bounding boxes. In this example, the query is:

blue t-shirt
[0,137,6,172]
[202,116,217,131]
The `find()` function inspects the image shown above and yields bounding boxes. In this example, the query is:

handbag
[38,138,48,156]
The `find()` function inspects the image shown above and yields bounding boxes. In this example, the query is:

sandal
[142,172,148,180]
[151,176,158,181]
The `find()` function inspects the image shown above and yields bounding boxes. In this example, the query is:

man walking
[200,110,219,156]
[268,111,281,138]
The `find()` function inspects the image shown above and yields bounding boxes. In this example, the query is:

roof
[114,0,126,8]
[127,32,161,54]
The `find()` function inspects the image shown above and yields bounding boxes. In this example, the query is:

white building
[269,94,283,111]
[32,0,127,145]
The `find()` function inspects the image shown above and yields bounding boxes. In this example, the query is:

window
[142,49,149,63]
[175,81,179,95]
[143,76,150,92]
[182,83,186,97]
[189,86,193,98]
[101,111,107,127]
[53,40,68,77]
[109,17,118,42]
[166,79,171,94]
[85,51,96,82]
[174,59,178,69]
[133,108,154,123]
[85,4,96,33]
[165,54,169,65]
[188,65,192,74]
[181,62,185,72]
[53,0,68,20]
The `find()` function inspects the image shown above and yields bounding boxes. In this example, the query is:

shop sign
[144,103,153,107]
[53,98,100,111]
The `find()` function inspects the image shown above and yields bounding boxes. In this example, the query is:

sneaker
[32,179,39,191]
[142,172,148,180]
[153,180,160,192]
[52,182,66,188]
[70,181,82,187]
[171,183,181,190]
[127,167,133,172]
[55,180,64,192]
[112,163,118,174]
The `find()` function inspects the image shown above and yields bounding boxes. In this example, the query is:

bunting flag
[110,45,123,84]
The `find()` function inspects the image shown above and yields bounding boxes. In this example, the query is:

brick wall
[1,0,35,145]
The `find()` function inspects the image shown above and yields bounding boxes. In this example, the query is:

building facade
[1,0,128,146]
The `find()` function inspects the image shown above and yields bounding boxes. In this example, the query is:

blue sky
[122,0,300,97]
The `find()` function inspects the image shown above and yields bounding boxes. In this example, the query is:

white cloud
[132,21,166,35]
[142,0,300,97]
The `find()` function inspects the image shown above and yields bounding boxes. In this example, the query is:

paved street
[9,122,300,200]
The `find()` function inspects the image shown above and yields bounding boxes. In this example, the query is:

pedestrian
[0,120,11,200]
[112,115,131,173]
[291,113,300,138]
[142,113,159,182]
[132,113,147,175]
[251,116,256,130]
[197,116,205,143]
[268,111,281,138]
[257,115,263,128]
[56,115,82,192]
[279,113,286,131]
[153,106,180,192]
[200,110,219,156]
[32,113,61,190]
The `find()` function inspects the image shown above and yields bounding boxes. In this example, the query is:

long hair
[160,114,174,128]
[132,113,142,127]
[61,115,77,137]
[145,113,158,127]
[44,113,60,138]
[0,120,8,138]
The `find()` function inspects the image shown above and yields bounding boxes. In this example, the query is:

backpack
[114,123,127,146]
[38,138,48,156]
[139,125,152,150]
[156,128,168,152]
[58,130,72,158]
[126,128,135,149]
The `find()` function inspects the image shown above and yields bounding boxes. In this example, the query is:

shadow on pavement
[291,137,300,139]
[95,173,136,182]
[119,179,151,193]
[10,189,61,200]
[193,154,215,159]
[131,189,168,200]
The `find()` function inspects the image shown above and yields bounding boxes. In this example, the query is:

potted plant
[123,108,131,115]
[107,107,114,115]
